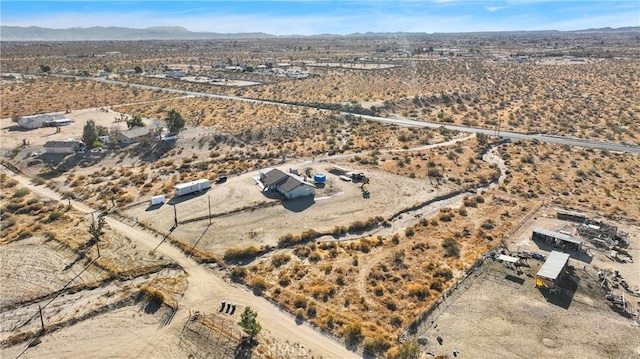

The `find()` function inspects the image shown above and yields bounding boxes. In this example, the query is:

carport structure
[535,251,571,289]
[532,228,583,251]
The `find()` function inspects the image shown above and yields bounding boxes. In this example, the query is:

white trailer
[151,195,166,205]
[173,179,211,197]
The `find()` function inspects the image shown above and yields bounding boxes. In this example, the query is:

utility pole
[208,195,212,225]
[38,305,45,332]
[173,205,178,227]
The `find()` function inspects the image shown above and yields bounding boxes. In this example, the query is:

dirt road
[4,169,359,358]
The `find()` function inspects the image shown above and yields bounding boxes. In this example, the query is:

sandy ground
[416,259,640,359]
[126,161,452,253]
[1,170,359,359]
[0,237,105,309]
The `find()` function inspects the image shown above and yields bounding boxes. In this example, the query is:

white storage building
[174,179,211,197]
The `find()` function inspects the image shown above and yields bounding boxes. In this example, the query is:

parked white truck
[173,179,211,197]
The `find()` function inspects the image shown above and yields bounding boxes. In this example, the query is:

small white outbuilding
[151,195,166,205]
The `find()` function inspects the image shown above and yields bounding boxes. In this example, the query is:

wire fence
[401,247,500,340]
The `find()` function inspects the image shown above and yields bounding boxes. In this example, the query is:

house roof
[536,251,570,280]
[278,175,306,193]
[261,168,314,193]
[262,169,289,187]
[119,126,151,139]
[44,140,78,148]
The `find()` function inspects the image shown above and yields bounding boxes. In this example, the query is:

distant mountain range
[0,26,276,41]
[1,25,638,41]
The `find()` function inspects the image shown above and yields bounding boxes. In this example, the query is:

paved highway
[56,74,640,154]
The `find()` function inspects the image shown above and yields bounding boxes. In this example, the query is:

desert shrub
[278,274,291,287]
[521,154,535,164]
[140,287,166,307]
[407,284,429,300]
[358,238,372,253]
[230,266,247,281]
[457,207,468,216]
[367,336,391,355]
[295,308,305,320]
[343,322,363,346]
[481,220,495,230]
[438,211,454,222]
[278,229,320,248]
[442,238,460,258]
[347,216,383,233]
[223,246,260,261]
[434,267,454,281]
[475,195,485,203]
[430,280,444,292]
[348,220,367,233]
[405,227,415,237]
[393,250,405,265]
[278,233,296,247]
[373,286,384,296]
[308,251,322,262]
[0,175,18,188]
[271,253,291,267]
[383,298,397,311]
[293,245,311,259]
[363,337,377,356]
[320,264,333,274]
[250,277,268,294]
[300,229,320,241]
[47,210,64,222]
[13,188,29,198]
[390,315,403,328]
[306,302,317,318]
[293,295,308,309]
[331,225,348,236]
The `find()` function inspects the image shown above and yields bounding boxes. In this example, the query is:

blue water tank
[314,174,326,183]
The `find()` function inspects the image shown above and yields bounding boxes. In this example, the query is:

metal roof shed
[532,228,583,251]
[497,255,520,263]
[536,251,570,288]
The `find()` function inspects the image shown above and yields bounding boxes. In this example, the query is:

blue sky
[1,1,638,35]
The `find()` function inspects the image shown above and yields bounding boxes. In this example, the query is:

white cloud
[485,6,505,12]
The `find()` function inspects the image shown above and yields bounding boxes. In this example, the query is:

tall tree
[126,114,145,129]
[238,306,262,338]
[165,109,185,134]
[82,120,98,148]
